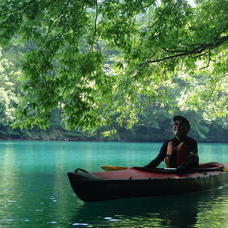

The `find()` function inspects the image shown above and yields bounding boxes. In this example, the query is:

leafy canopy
[0,0,227,129]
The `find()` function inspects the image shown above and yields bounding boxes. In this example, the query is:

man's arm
[145,141,168,168]
[165,141,176,168]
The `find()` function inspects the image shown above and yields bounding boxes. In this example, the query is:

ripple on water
[72,223,89,226]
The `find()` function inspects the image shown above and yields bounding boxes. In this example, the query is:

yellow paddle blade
[101,166,128,171]
[223,168,228,172]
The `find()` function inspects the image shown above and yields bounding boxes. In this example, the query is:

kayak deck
[93,162,225,180]
[92,168,212,179]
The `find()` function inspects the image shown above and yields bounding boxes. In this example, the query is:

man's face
[172,120,189,139]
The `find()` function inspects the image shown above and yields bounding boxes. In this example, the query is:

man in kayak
[145,116,199,172]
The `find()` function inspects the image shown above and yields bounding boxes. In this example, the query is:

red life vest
[176,142,187,166]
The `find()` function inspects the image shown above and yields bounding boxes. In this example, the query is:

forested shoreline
[1,116,228,143]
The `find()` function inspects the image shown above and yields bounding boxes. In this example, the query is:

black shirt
[145,136,199,168]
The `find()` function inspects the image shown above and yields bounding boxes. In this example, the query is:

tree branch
[139,35,228,66]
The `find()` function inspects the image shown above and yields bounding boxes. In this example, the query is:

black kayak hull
[67,163,228,202]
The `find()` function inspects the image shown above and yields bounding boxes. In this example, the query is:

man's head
[172,116,191,139]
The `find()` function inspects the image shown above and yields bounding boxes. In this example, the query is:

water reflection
[0,141,228,227]
[70,188,228,227]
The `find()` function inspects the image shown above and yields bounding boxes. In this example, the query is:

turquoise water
[0,141,228,227]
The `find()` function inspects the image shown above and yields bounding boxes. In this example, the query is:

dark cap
[173,116,191,129]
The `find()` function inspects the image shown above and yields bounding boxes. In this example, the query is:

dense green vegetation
[0,0,227,142]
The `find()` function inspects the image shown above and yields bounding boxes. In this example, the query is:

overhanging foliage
[0,0,227,129]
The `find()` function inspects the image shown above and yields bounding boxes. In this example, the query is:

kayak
[67,162,228,202]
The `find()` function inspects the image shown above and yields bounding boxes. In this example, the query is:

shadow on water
[68,188,228,228]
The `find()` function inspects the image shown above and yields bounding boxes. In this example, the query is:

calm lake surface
[0,141,228,227]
